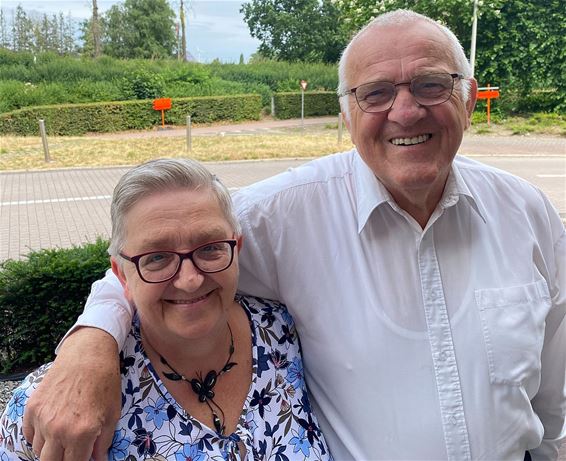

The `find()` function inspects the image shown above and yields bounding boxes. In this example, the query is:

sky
[1,0,261,62]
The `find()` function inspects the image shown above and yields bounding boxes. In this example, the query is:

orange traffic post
[152,98,172,128]
[476,85,500,126]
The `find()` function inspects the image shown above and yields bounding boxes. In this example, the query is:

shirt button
[450,415,458,425]
[439,351,447,361]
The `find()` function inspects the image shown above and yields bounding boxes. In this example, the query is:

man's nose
[387,86,426,126]
[172,257,205,290]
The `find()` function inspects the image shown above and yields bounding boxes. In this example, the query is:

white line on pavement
[1,195,112,206]
[1,191,242,206]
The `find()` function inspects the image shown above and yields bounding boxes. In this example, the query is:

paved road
[1,154,564,261]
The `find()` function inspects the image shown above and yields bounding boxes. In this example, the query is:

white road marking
[1,195,111,206]
[2,190,241,206]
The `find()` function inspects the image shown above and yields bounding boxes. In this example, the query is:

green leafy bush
[0,94,262,135]
[273,91,340,119]
[0,53,340,113]
[121,69,166,100]
[0,239,111,373]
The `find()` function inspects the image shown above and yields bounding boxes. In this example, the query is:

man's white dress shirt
[70,150,566,460]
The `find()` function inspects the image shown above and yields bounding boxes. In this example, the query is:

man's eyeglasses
[119,239,237,284]
[342,73,464,113]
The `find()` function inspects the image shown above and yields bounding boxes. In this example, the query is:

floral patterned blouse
[0,295,332,461]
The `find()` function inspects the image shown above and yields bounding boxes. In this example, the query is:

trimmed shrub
[0,94,262,136]
[273,91,340,119]
[0,239,111,373]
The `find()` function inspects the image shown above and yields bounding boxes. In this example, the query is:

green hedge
[0,239,111,374]
[273,91,340,119]
[0,94,262,136]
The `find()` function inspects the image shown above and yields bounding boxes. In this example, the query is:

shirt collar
[354,151,487,233]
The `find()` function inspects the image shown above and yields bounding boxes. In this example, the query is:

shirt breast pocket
[475,280,551,385]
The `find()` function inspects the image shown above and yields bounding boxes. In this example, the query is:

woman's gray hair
[338,9,473,121]
[108,158,241,257]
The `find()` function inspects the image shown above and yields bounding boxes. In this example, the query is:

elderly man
[20,9,566,461]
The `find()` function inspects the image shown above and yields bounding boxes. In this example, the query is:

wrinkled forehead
[346,20,456,84]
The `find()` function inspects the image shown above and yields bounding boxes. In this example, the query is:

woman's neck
[141,307,238,377]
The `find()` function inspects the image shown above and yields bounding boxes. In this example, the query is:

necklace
[159,323,237,435]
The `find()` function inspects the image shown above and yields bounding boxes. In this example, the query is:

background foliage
[241,0,348,63]
[333,0,565,111]
[1,1,564,113]
[0,239,110,373]
[0,94,262,136]
[0,50,338,113]
[273,91,340,118]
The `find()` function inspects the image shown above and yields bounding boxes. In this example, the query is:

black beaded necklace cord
[159,323,237,435]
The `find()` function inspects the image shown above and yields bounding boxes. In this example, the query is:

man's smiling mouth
[390,134,432,146]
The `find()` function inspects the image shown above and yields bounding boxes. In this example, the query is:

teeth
[169,293,209,304]
[391,134,431,146]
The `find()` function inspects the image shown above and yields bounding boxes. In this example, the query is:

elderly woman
[0,158,332,460]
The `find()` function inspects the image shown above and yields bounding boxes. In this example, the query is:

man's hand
[23,327,121,461]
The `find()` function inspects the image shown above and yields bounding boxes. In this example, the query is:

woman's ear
[236,235,244,253]
[111,257,133,301]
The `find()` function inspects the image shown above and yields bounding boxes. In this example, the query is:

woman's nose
[171,258,205,290]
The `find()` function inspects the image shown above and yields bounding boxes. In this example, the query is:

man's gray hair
[338,9,473,120]
[108,158,241,257]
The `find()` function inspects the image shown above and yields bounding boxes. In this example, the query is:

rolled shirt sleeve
[55,269,134,353]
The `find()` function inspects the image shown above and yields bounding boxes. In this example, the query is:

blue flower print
[109,428,130,460]
[297,414,320,445]
[286,357,305,390]
[280,308,294,329]
[120,351,136,376]
[132,428,156,456]
[289,427,312,457]
[293,390,312,415]
[255,346,270,378]
[270,350,289,370]
[243,411,258,436]
[174,442,207,461]
[6,388,27,422]
[277,324,295,346]
[143,397,169,429]
[250,388,272,418]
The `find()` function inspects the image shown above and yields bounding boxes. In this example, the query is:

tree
[92,0,102,57]
[241,0,348,63]
[179,0,187,61]
[102,0,176,59]
[335,0,565,108]
[0,9,11,49]
[12,5,34,52]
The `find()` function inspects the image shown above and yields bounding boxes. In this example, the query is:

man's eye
[415,79,449,96]
[361,86,391,103]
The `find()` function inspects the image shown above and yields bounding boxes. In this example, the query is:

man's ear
[111,256,133,302]
[341,106,356,145]
[465,78,478,126]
